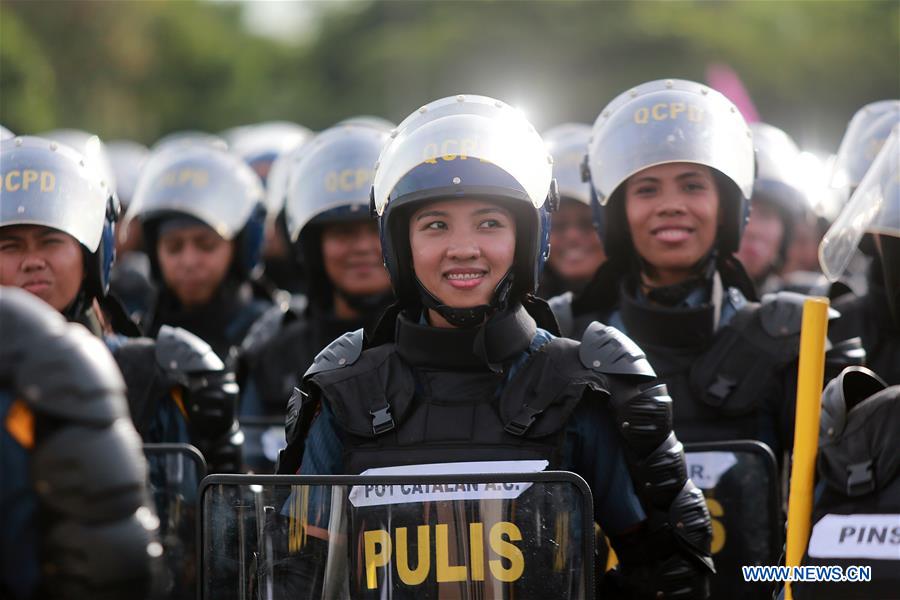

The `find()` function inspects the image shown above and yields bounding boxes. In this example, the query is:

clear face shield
[587,80,755,206]
[1,136,112,252]
[372,95,553,216]
[829,100,900,192]
[284,124,390,242]
[125,145,264,240]
[820,125,900,281]
[542,123,592,205]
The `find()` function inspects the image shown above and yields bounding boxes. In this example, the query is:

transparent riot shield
[143,443,207,600]
[200,472,594,600]
[240,416,285,474]
[684,441,782,600]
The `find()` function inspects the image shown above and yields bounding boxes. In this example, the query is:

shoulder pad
[547,292,574,338]
[0,288,127,425]
[578,321,657,379]
[758,291,839,338]
[240,303,290,357]
[155,325,224,380]
[304,328,364,380]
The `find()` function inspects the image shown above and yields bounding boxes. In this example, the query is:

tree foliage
[1,0,897,151]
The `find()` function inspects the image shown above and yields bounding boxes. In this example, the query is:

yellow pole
[784,297,830,600]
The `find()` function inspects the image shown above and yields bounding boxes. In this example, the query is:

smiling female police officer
[0,136,240,472]
[550,79,862,457]
[537,123,606,300]
[277,95,713,598]
[237,122,394,470]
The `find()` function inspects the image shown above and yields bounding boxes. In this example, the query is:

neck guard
[395,301,535,372]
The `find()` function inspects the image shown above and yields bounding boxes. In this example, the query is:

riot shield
[240,416,285,474]
[143,443,207,600]
[684,441,782,600]
[200,472,595,600]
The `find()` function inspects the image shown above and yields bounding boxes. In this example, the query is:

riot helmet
[0,125,13,140]
[820,125,900,281]
[830,100,900,194]
[222,121,311,186]
[125,143,266,279]
[0,136,119,301]
[38,128,118,201]
[371,94,557,327]
[586,79,755,259]
[284,122,391,309]
[738,122,806,276]
[543,123,592,206]
[107,140,149,208]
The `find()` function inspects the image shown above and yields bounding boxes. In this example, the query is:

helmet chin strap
[416,270,514,328]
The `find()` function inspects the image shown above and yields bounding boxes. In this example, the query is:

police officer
[277,95,714,598]
[126,142,272,363]
[537,123,606,300]
[239,121,394,410]
[793,366,900,599]
[549,79,862,457]
[0,136,241,472]
[1,286,161,599]
[822,125,900,384]
[735,123,806,293]
[238,122,394,470]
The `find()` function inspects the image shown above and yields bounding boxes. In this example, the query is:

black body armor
[0,288,160,599]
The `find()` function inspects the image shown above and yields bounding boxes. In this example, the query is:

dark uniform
[278,94,714,598]
[0,287,161,600]
[550,80,863,458]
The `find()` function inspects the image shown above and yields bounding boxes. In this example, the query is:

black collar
[395,303,536,371]
[619,280,718,350]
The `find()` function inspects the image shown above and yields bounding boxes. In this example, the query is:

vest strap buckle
[505,406,542,437]
[370,406,395,436]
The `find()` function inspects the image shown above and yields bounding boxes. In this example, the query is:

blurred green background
[1,0,898,153]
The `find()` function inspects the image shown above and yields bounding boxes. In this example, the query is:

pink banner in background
[706,63,760,123]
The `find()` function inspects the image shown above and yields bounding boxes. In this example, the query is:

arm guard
[1,288,161,599]
[156,325,242,472]
[581,321,714,599]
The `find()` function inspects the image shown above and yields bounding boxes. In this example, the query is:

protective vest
[560,286,862,457]
[307,305,590,475]
[238,296,366,414]
[794,384,900,599]
[283,301,716,598]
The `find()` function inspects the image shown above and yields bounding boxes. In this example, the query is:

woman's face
[547,199,606,282]
[0,224,85,311]
[624,162,719,284]
[157,224,234,308]
[409,198,516,317]
[321,220,391,297]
